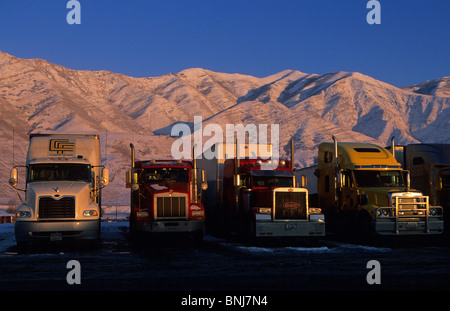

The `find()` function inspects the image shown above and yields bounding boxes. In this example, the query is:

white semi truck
[9,134,109,247]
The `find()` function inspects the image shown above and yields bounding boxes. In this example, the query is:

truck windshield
[144,167,189,183]
[28,164,91,182]
[353,170,405,187]
[252,176,293,188]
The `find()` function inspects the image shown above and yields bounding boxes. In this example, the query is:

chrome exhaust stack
[390,136,395,158]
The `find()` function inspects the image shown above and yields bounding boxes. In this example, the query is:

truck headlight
[191,210,204,217]
[83,210,99,217]
[16,211,31,218]
[429,208,440,216]
[376,208,394,217]
[258,207,272,214]
[136,211,149,218]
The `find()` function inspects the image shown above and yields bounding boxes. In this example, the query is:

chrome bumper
[375,204,444,235]
[15,220,100,242]
[255,220,325,237]
[135,220,204,234]
[375,219,444,235]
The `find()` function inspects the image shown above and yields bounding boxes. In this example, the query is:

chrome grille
[395,196,427,217]
[156,195,187,219]
[274,191,307,220]
[38,197,75,219]
[397,197,419,209]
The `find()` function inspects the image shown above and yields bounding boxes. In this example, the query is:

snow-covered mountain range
[0,50,449,205]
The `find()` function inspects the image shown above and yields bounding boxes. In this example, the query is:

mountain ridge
[0,51,449,204]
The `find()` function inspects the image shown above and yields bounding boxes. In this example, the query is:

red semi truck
[126,144,208,240]
[198,141,325,242]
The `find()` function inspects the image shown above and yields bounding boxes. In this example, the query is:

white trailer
[198,142,273,210]
[295,165,319,208]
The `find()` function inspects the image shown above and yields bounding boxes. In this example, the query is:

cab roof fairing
[319,142,401,170]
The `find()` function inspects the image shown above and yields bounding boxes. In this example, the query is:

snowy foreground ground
[0,221,132,253]
[1,220,450,294]
[0,221,336,254]
[1,208,450,293]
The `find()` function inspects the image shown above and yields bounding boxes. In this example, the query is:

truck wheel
[129,220,137,240]
[245,217,256,245]
[193,229,204,244]
[357,211,374,242]
[16,241,29,253]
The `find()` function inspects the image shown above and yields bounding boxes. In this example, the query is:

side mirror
[234,174,240,187]
[402,170,410,189]
[100,168,109,186]
[131,172,139,191]
[9,168,18,187]
[336,171,343,189]
[300,175,307,188]
[200,169,208,190]
[91,171,96,187]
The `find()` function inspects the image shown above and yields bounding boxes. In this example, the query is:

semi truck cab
[127,144,207,240]
[10,134,109,247]
[316,137,444,236]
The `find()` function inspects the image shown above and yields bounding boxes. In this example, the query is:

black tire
[244,215,256,245]
[193,229,205,245]
[129,219,137,241]
[357,211,375,243]
[16,241,30,253]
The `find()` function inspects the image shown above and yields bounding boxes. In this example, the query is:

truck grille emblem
[49,139,75,155]
[283,202,299,210]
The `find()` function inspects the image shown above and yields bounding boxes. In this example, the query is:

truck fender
[357,204,377,220]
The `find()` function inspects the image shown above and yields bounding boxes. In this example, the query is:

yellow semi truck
[300,136,444,237]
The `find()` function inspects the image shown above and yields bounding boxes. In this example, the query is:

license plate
[285,224,297,230]
[164,222,179,227]
[50,233,62,241]
[407,222,418,230]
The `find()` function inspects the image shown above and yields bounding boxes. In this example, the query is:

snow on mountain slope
[402,76,450,97]
[0,50,449,204]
